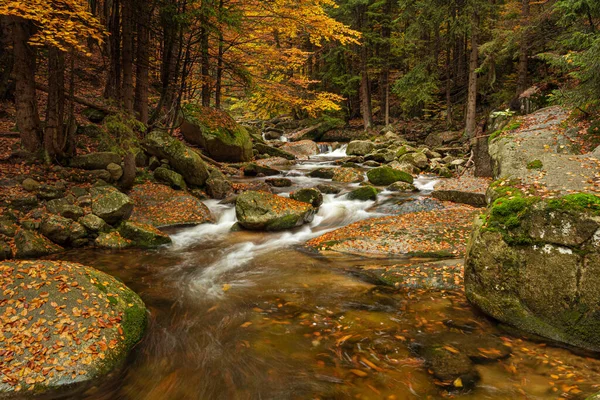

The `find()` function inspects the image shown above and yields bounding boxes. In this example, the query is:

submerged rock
[0,260,146,396]
[235,191,316,231]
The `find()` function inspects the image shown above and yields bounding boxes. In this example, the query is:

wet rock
[14,230,63,259]
[367,166,413,186]
[386,181,417,192]
[154,167,187,190]
[347,140,375,156]
[266,178,293,187]
[118,221,172,248]
[71,152,121,170]
[106,162,124,181]
[144,130,209,186]
[91,186,134,225]
[347,186,378,201]
[243,163,281,177]
[0,260,147,396]
[290,188,323,207]
[79,214,110,233]
[95,231,133,249]
[254,143,296,160]
[236,191,316,231]
[308,168,335,179]
[129,183,214,227]
[332,167,364,183]
[281,140,319,158]
[264,129,283,140]
[180,105,253,162]
[205,170,234,200]
[316,184,342,194]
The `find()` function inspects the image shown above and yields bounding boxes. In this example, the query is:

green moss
[527,159,543,170]
[482,194,539,245]
[490,119,523,142]
[367,166,413,186]
[348,186,378,201]
[547,193,600,215]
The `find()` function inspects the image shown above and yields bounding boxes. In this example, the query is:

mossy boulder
[154,167,187,190]
[347,140,375,156]
[386,181,417,192]
[79,214,110,233]
[14,229,63,259]
[180,105,253,162]
[290,188,323,207]
[400,151,428,169]
[235,191,316,231]
[254,143,296,161]
[347,186,378,201]
[0,240,11,260]
[367,166,413,186]
[0,260,146,396]
[40,214,81,245]
[95,231,133,249]
[91,187,134,225]
[144,130,209,186]
[118,221,172,248]
[308,168,335,179]
[265,178,293,187]
[205,169,234,200]
[316,184,341,194]
[70,152,121,170]
[243,163,281,177]
[466,193,600,352]
[332,167,364,183]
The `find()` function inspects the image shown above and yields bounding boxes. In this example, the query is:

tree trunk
[200,23,211,107]
[12,19,42,153]
[0,16,14,101]
[104,0,121,100]
[121,0,134,113]
[516,0,530,97]
[134,0,150,125]
[45,46,66,160]
[215,0,225,110]
[465,12,479,139]
[357,5,372,130]
[120,151,136,190]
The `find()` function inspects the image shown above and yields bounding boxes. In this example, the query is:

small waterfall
[318,143,333,154]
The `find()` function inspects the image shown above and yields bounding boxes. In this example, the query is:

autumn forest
[0,0,600,399]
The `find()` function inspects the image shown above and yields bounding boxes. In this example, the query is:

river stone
[400,152,429,169]
[266,178,293,187]
[91,187,134,225]
[367,166,413,186]
[205,170,234,200]
[129,183,215,227]
[281,140,319,158]
[14,230,63,259]
[71,152,121,170]
[243,163,281,177]
[387,181,417,192]
[0,260,146,396]
[235,191,316,231]
[106,162,123,181]
[118,221,172,248]
[95,231,133,249]
[0,218,19,237]
[308,168,335,179]
[21,178,40,192]
[290,188,323,207]
[180,106,253,162]
[40,214,74,245]
[316,184,341,194]
[432,190,487,208]
[332,167,364,183]
[144,130,209,186]
[254,143,296,160]
[154,167,187,190]
[79,214,109,233]
[347,186,378,201]
[347,140,375,156]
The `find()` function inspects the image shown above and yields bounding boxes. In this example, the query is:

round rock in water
[0,260,147,396]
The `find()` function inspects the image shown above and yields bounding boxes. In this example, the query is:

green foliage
[489,119,522,142]
[392,64,439,117]
[102,114,145,155]
[527,160,543,170]
[547,193,600,214]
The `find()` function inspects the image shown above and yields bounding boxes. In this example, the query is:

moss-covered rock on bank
[0,260,147,396]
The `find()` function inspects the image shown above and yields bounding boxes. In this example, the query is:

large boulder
[144,130,209,186]
[180,105,253,162]
[0,260,146,396]
[153,167,187,190]
[205,169,234,199]
[347,186,378,201]
[235,191,316,231]
[70,152,121,170]
[281,140,319,158]
[290,188,323,207]
[14,230,63,259]
[91,186,134,225]
[465,193,600,351]
[347,140,375,156]
[129,183,215,227]
[367,166,413,186]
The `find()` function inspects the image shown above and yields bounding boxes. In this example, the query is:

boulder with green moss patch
[95,231,133,249]
[235,191,316,231]
[367,166,413,186]
[347,186,378,201]
[144,130,209,186]
[154,167,187,190]
[118,221,172,248]
[181,105,253,162]
[91,187,134,225]
[290,188,323,207]
[70,152,121,170]
[14,229,64,259]
[0,260,146,396]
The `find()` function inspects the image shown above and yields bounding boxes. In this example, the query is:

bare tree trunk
[45,46,66,160]
[0,17,14,101]
[104,0,121,100]
[121,0,134,113]
[357,5,372,130]
[200,23,211,107]
[12,19,42,153]
[465,12,479,139]
[120,151,136,190]
[516,0,530,97]
[134,0,150,124]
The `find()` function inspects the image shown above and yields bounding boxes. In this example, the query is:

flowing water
[43,148,600,399]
